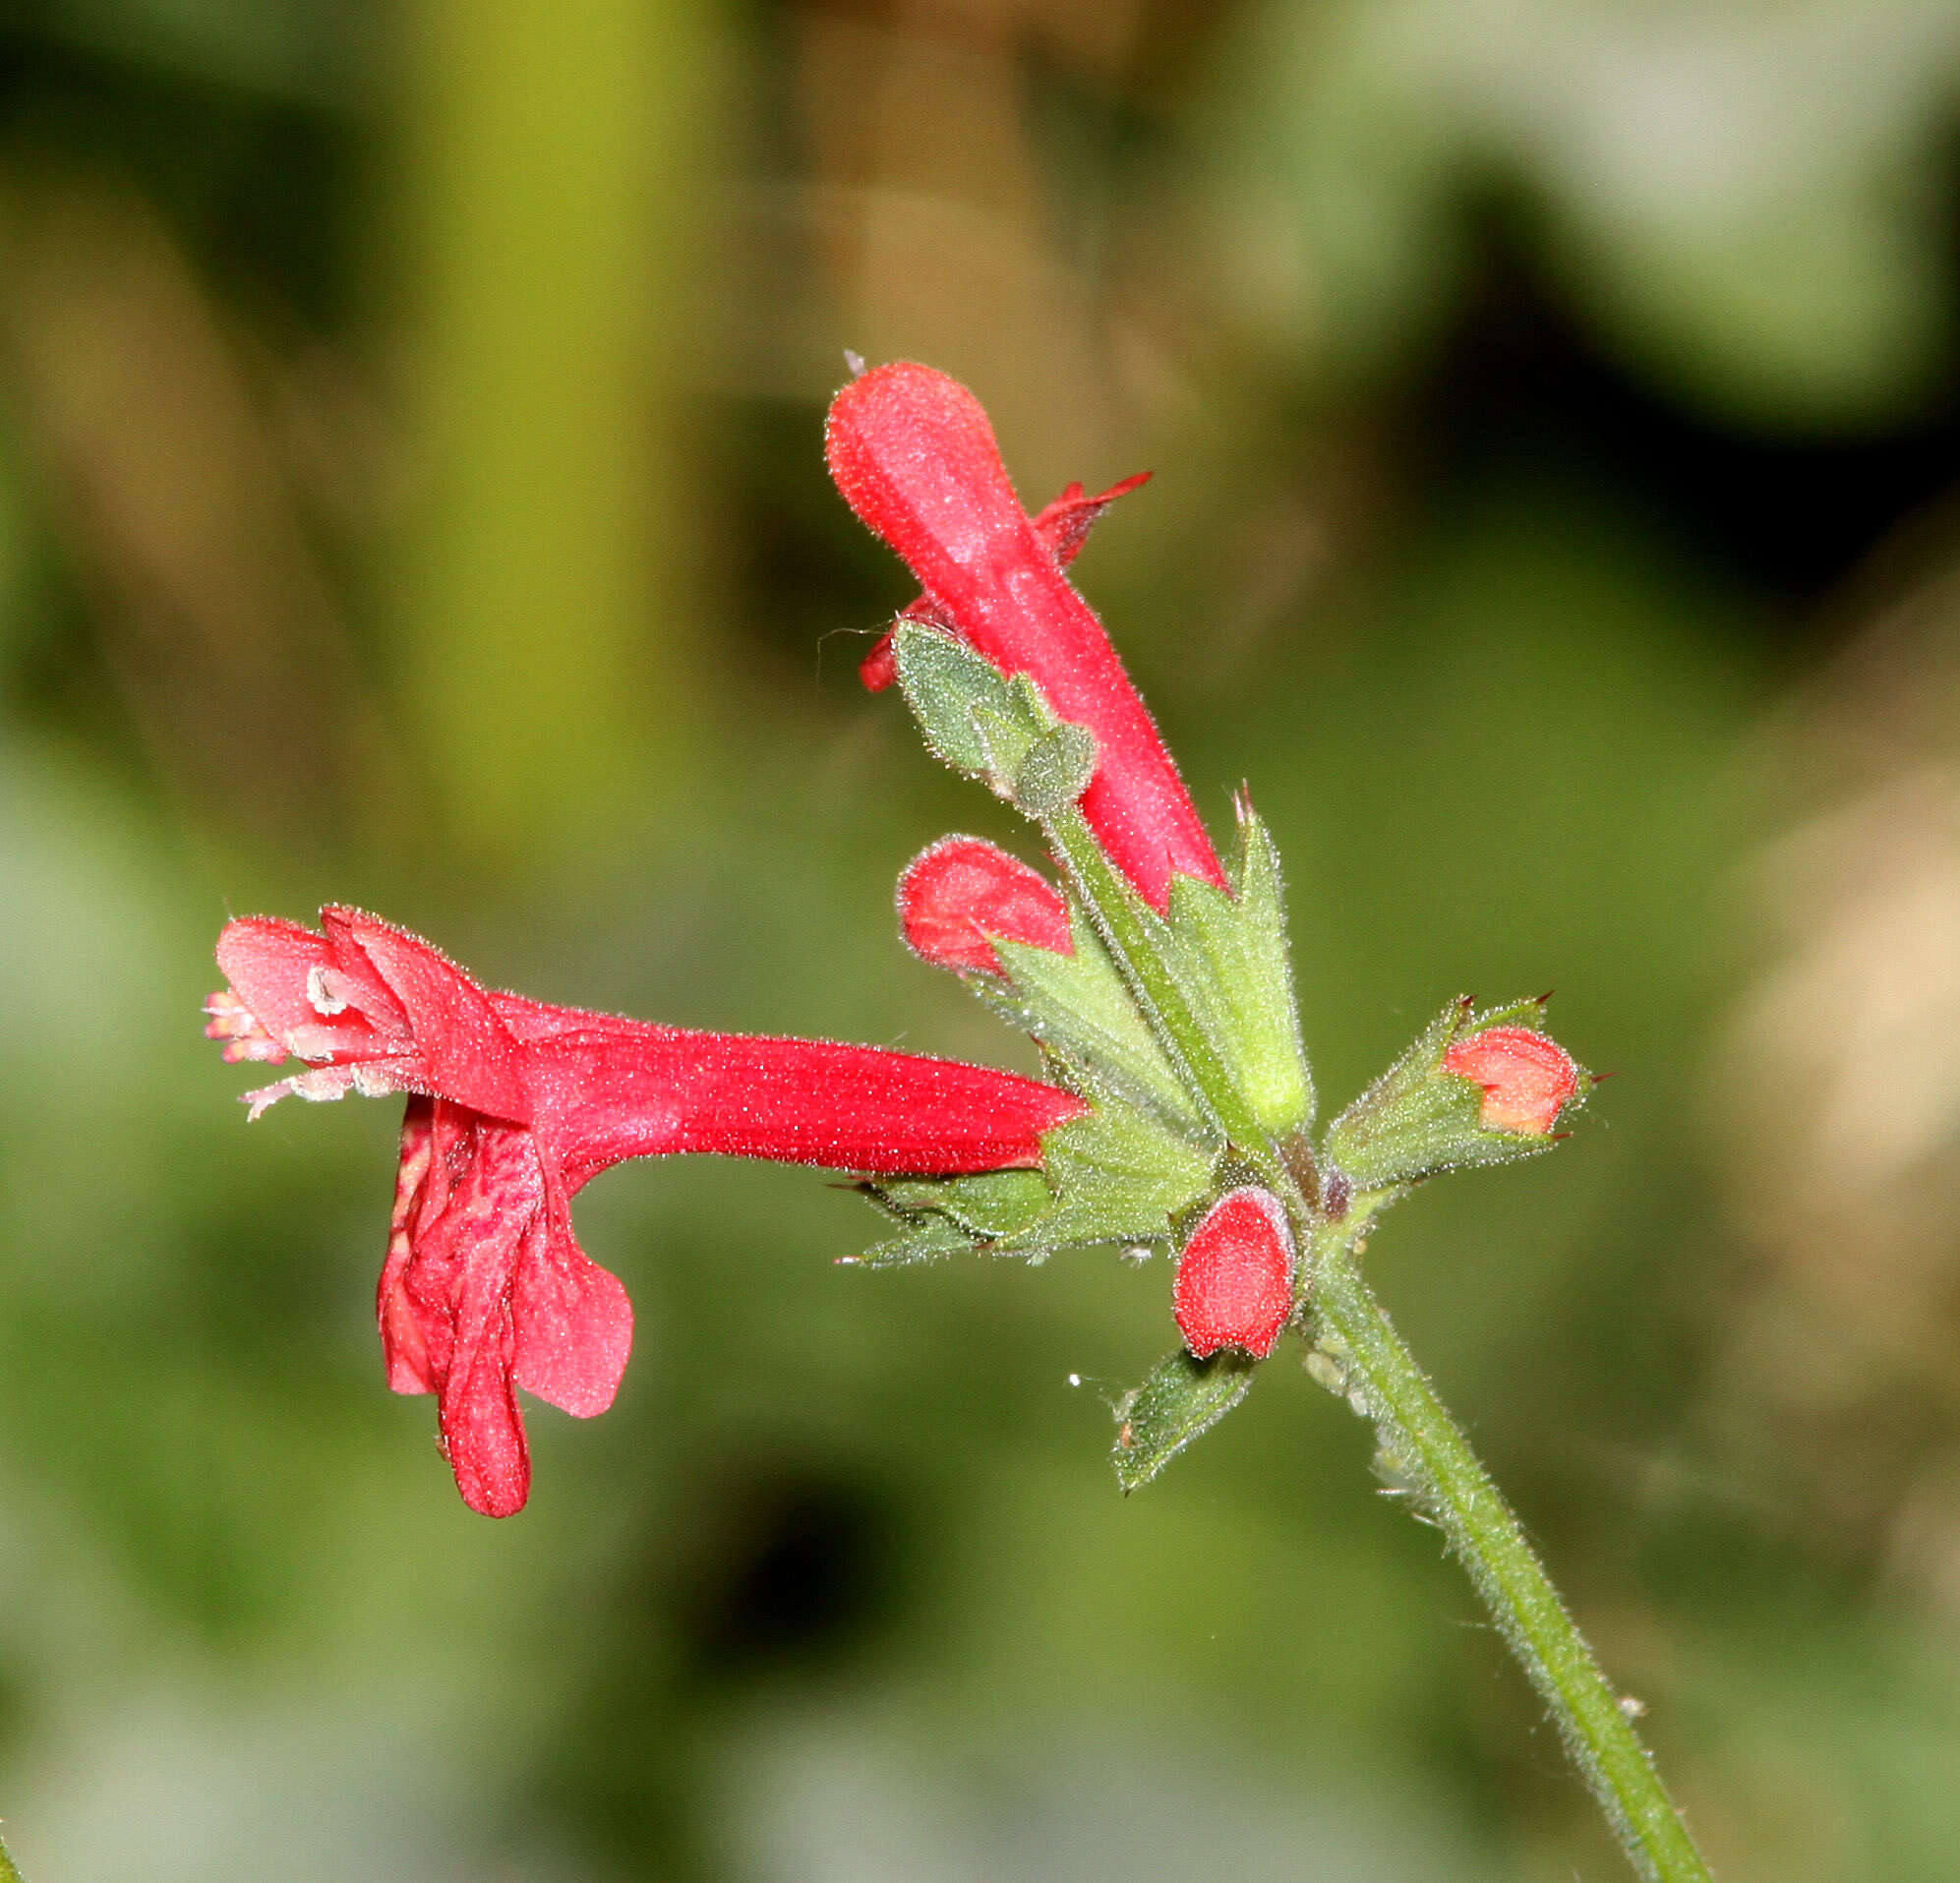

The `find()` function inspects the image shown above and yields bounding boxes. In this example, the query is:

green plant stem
[1308,1216,1712,1883]
[0,1829,25,1882]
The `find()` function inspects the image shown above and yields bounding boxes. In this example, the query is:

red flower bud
[899,836,1073,975]
[1172,1186,1296,1361]
[1442,1027,1579,1135]
[826,362,1224,912]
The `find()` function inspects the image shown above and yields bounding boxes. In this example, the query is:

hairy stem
[0,1830,24,1882]
[1308,1218,1712,1881]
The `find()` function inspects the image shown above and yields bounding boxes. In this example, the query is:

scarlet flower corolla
[1443,1027,1579,1135]
[826,362,1224,912]
[208,906,1086,1515]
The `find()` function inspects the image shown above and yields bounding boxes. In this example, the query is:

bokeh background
[4,1,1960,1877]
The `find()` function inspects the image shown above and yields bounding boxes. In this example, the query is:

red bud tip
[900,837,1073,975]
[1172,1186,1296,1361]
[1443,1027,1579,1135]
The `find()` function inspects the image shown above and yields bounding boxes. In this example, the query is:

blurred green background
[5,0,1960,1877]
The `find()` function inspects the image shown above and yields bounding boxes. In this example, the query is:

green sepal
[874,1168,1054,1239]
[980,908,1209,1137]
[1039,1100,1217,1234]
[1009,722,1098,818]
[969,1096,1217,1258]
[1112,1347,1257,1493]
[1165,802,1314,1140]
[1324,996,1586,1193]
[843,1215,986,1269]
[855,1091,1216,1267]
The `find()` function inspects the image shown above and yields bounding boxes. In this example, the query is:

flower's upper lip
[210,906,534,1125]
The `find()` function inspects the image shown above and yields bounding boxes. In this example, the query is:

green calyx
[1111,1348,1257,1494]
[1324,995,1592,1197]
[854,1099,1216,1269]
[1166,797,1314,1143]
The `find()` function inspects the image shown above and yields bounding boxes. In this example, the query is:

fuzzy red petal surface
[1173,1186,1295,1361]
[531,1023,1087,1182]
[1443,1027,1578,1135]
[380,1098,444,1394]
[381,1100,559,1514]
[326,908,531,1123]
[859,478,1147,693]
[899,836,1072,975]
[213,917,406,1065]
[508,1185,633,1418]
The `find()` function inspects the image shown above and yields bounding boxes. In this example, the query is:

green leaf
[1112,1348,1257,1492]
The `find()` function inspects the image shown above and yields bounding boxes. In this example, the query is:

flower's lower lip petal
[439,1344,531,1517]
[510,1247,632,1419]
[379,1097,443,1394]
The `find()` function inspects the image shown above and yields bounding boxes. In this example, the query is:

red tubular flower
[899,836,1073,976]
[1443,1027,1579,1135]
[858,473,1153,692]
[208,907,1087,1515]
[826,362,1224,912]
[1172,1185,1296,1361]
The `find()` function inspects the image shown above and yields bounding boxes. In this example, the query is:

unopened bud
[1324,998,1590,1192]
[899,837,1072,975]
[1172,1186,1296,1361]
[1443,1027,1578,1135]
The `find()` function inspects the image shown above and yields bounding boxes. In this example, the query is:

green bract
[1111,1349,1256,1494]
